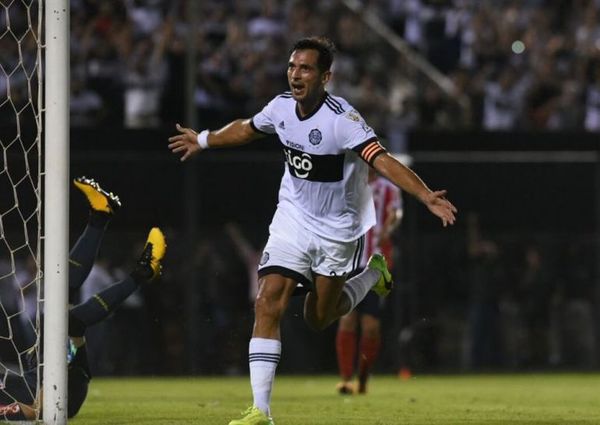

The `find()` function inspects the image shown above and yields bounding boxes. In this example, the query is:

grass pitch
[73,374,600,424]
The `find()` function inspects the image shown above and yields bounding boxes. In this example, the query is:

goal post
[0,0,68,423]
[42,0,70,424]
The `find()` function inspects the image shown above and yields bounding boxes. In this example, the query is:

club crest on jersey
[345,110,362,122]
[308,128,322,146]
[259,251,270,266]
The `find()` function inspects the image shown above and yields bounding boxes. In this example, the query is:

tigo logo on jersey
[284,148,313,178]
[308,128,322,145]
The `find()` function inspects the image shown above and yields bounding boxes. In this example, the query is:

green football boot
[229,406,274,425]
[368,253,393,297]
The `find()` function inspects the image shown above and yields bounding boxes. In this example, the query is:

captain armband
[353,138,387,166]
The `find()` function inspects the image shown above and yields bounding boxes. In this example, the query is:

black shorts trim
[347,266,364,279]
[258,266,312,289]
[351,236,364,272]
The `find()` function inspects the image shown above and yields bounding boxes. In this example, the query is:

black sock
[88,211,112,228]
[68,224,106,302]
[69,312,87,338]
[131,263,153,284]
[69,276,139,329]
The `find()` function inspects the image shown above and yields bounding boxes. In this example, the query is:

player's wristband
[197,130,210,149]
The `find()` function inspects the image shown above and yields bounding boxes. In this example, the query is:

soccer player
[0,177,166,421]
[336,167,403,395]
[168,36,457,425]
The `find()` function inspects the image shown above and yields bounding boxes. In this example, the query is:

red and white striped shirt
[360,176,402,268]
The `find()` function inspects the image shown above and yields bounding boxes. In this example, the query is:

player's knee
[361,315,381,337]
[338,312,358,331]
[362,326,380,339]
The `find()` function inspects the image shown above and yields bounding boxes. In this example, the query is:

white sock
[341,268,380,312]
[249,337,281,416]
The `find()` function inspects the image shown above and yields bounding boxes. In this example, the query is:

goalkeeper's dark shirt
[0,345,91,420]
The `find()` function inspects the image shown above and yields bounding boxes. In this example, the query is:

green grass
[73,374,600,424]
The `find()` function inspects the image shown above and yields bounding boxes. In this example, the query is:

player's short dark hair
[291,36,336,73]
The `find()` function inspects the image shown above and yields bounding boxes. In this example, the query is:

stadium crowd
[1,0,599,378]
[3,0,600,137]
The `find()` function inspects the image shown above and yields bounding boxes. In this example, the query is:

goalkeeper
[0,177,166,421]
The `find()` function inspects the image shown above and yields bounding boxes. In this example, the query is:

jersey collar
[295,92,327,121]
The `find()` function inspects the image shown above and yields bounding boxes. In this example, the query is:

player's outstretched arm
[168,119,264,161]
[373,153,458,227]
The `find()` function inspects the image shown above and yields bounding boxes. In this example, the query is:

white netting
[0,0,43,421]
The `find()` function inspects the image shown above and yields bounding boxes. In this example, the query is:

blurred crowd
[4,0,600,140]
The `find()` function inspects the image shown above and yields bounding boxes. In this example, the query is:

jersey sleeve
[335,109,386,166]
[251,98,277,135]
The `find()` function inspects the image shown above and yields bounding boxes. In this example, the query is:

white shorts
[257,208,364,287]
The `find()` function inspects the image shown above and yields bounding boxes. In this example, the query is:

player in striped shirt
[169,36,457,425]
[336,167,403,395]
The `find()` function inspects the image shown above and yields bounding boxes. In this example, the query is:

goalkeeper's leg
[68,177,122,302]
[67,343,91,418]
[65,228,166,418]
[68,228,166,337]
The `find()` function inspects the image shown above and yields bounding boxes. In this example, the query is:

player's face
[287,49,330,104]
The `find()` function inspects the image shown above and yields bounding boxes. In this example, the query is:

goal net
[0,0,44,421]
[1,0,69,423]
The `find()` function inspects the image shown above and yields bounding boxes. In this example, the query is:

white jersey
[252,91,387,242]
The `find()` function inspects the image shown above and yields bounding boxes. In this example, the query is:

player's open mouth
[291,83,305,96]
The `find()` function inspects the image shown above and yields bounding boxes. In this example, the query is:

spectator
[482,65,528,130]
[71,77,105,127]
[516,243,555,367]
[124,19,171,128]
[465,213,506,370]
[584,61,600,131]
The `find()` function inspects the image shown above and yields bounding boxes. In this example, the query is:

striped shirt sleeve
[352,137,387,166]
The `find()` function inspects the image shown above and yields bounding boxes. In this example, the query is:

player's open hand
[168,123,201,162]
[423,190,458,227]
